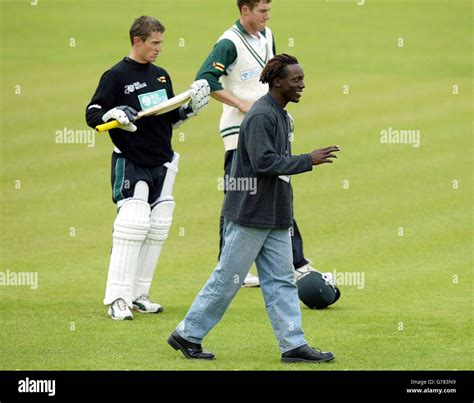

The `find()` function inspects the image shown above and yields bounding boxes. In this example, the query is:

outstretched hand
[310,146,341,165]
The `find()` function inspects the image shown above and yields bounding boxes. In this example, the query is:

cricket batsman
[85,16,210,320]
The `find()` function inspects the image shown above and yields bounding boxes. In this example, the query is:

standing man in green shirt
[196,0,319,287]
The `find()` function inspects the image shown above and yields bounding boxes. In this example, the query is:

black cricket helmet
[296,270,341,309]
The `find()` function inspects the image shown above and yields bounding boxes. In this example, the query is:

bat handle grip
[95,120,120,132]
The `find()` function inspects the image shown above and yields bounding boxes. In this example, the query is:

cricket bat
[95,90,191,132]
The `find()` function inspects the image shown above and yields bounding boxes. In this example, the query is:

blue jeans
[177,220,308,353]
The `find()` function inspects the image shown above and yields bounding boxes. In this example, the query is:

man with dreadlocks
[168,54,340,363]
[195,0,323,288]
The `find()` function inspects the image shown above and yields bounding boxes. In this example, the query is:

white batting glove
[102,105,138,132]
[174,80,210,128]
[187,79,210,116]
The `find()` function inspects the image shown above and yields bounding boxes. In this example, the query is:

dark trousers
[218,150,310,269]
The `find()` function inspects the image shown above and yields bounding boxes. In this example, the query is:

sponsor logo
[240,67,261,81]
[124,81,147,94]
[138,89,168,110]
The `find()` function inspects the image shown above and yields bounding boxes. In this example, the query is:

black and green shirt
[86,57,181,167]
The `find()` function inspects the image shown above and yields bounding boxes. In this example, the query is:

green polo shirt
[195,20,276,91]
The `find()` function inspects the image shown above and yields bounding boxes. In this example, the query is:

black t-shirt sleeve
[85,69,118,128]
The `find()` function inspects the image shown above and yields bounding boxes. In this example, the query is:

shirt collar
[235,19,267,38]
[266,92,288,118]
[124,56,150,67]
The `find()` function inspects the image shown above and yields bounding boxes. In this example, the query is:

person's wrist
[179,104,196,120]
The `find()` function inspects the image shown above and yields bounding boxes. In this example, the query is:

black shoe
[281,344,335,363]
[167,331,215,360]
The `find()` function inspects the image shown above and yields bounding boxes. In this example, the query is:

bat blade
[95,90,191,133]
[138,90,191,118]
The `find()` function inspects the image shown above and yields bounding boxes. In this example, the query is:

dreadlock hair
[260,54,299,88]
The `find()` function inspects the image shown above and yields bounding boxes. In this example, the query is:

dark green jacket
[222,93,313,229]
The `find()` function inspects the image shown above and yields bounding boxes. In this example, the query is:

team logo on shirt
[212,62,225,73]
[157,76,167,83]
[240,67,261,81]
[124,81,148,94]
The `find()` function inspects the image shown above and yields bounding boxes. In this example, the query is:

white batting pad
[133,200,175,299]
[157,153,180,202]
[104,199,151,306]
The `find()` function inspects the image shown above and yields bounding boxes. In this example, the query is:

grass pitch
[0,0,472,370]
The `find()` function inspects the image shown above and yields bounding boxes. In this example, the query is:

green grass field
[0,0,472,371]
